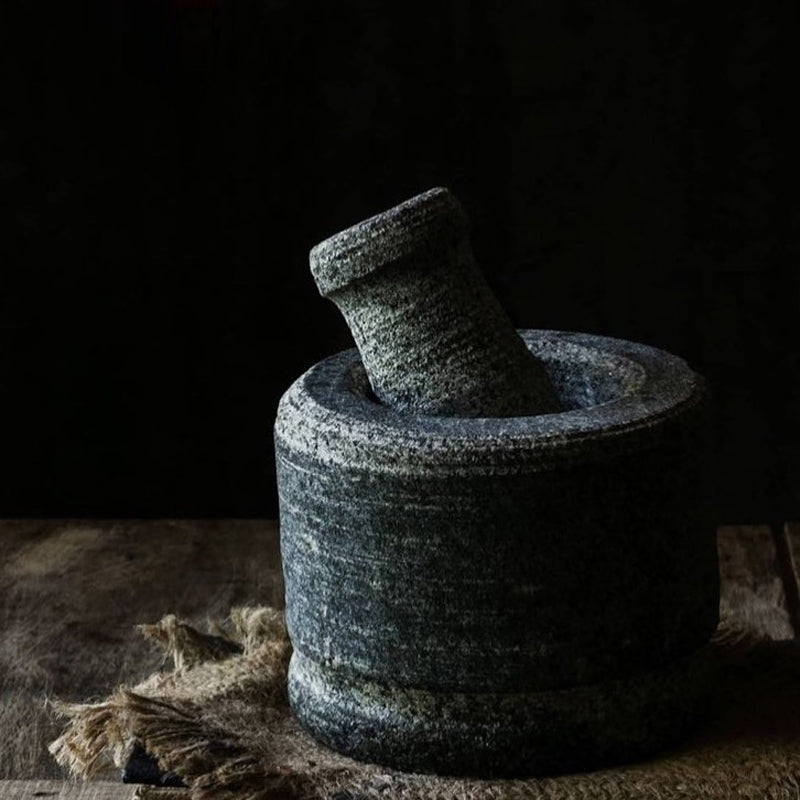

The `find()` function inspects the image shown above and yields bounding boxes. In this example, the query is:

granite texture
[309,188,561,417]
[289,646,712,778]
[275,330,719,776]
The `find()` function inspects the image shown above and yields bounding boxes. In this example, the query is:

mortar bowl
[274,330,719,776]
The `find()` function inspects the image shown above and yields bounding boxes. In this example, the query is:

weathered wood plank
[782,521,800,633]
[0,521,63,562]
[717,524,795,640]
[0,520,282,780]
[785,522,800,582]
[0,780,136,799]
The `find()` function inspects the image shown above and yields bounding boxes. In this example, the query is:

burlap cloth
[47,607,800,799]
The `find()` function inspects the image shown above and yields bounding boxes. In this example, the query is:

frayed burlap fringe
[48,608,800,800]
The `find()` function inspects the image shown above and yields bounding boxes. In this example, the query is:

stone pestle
[309,187,562,417]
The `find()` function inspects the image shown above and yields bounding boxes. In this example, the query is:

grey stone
[275,330,719,777]
[309,187,562,417]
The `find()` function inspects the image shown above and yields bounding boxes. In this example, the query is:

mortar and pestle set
[275,187,720,777]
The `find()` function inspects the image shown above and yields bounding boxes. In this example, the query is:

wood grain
[785,522,800,586]
[782,521,800,633]
[0,520,282,779]
[717,524,795,640]
[0,780,136,799]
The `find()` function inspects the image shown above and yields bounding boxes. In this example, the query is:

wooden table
[1,520,798,797]
[0,780,134,799]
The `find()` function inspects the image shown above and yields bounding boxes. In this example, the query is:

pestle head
[309,187,563,418]
[310,187,466,298]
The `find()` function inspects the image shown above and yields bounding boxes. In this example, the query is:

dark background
[0,2,796,522]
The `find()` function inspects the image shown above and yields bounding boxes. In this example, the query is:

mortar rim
[274,330,708,474]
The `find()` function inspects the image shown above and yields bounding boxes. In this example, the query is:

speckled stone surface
[309,188,561,417]
[275,330,719,776]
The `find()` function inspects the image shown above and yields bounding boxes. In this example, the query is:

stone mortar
[275,329,719,777]
[309,187,561,417]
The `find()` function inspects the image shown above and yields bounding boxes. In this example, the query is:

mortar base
[288,647,713,778]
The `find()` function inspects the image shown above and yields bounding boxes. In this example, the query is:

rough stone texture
[289,646,712,778]
[275,330,719,776]
[309,188,561,417]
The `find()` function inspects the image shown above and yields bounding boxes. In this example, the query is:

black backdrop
[1,2,797,522]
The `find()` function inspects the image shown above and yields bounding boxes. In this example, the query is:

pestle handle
[310,187,562,418]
